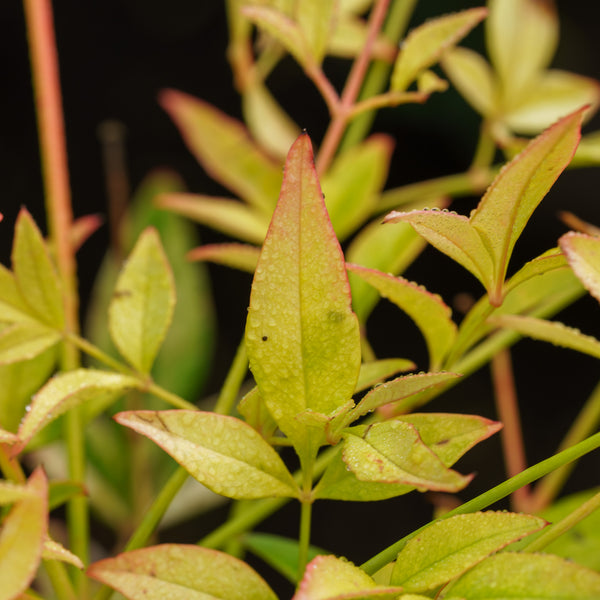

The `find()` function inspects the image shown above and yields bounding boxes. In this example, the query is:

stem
[213,337,248,415]
[43,560,78,600]
[146,382,197,411]
[0,444,26,484]
[469,120,497,171]
[491,349,530,512]
[297,499,313,580]
[361,430,600,575]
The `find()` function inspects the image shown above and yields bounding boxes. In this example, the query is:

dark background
[2,1,600,595]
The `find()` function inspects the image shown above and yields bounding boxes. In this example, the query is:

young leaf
[293,555,403,600]
[237,386,278,440]
[441,552,600,599]
[42,538,84,569]
[0,322,60,365]
[88,544,278,600]
[12,208,64,329]
[342,421,472,492]
[187,243,260,274]
[0,468,47,600]
[390,8,487,92]
[245,133,361,450]
[295,0,336,65]
[159,90,282,214]
[109,227,175,374]
[347,265,457,369]
[115,410,300,500]
[0,264,40,325]
[17,369,141,450]
[355,358,416,394]
[560,231,600,304]
[391,511,546,592]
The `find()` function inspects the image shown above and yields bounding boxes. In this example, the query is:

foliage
[3,0,600,599]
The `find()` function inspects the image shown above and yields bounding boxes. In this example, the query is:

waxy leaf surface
[293,555,403,600]
[391,511,546,592]
[88,544,278,600]
[109,228,175,373]
[245,133,361,449]
[441,552,600,599]
[560,231,600,304]
[115,410,299,500]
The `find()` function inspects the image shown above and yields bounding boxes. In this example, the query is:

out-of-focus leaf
[69,214,103,253]
[293,555,403,600]
[0,322,60,365]
[0,468,47,600]
[441,552,600,599]
[245,134,361,452]
[42,538,84,569]
[295,0,336,65]
[347,265,457,369]
[12,209,64,330]
[572,131,600,166]
[115,410,299,500]
[48,480,85,510]
[88,544,278,600]
[159,90,282,213]
[560,231,600,304]
[390,8,487,92]
[0,265,42,325]
[328,16,396,61]
[355,358,416,393]
[416,70,448,94]
[391,512,546,592]
[237,386,278,439]
[187,243,260,273]
[156,194,268,245]
[109,228,175,374]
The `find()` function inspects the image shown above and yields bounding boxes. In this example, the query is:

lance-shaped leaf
[245,133,361,450]
[295,0,336,65]
[342,421,472,492]
[390,8,487,92]
[115,410,299,500]
[386,109,584,306]
[12,208,64,329]
[159,90,282,214]
[0,264,40,325]
[560,231,600,304]
[17,369,141,450]
[0,468,47,600]
[391,511,546,592]
[0,322,60,365]
[237,387,278,440]
[441,552,600,599]
[347,265,457,369]
[42,538,84,569]
[88,544,278,600]
[187,243,260,274]
[355,358,416,393]
[293,555,404,600]
[109,228,175,373]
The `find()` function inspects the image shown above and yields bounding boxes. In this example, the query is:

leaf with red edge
[560,231,600,304]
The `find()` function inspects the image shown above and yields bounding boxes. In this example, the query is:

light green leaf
[0,468,47,600]
[87,544,278,600]
[115,410,299,500]
[42,538,84,569]
[490,314,600,360]
[355,358,416,394]
[237,386,278,440]
[295,0,336,65]
[0,429,18,444]
[157,193,268,244]
[347,264,457,369]
[573,130,600,166]
[0,264,40,325]
[442,552,600,599]
[159,90,282,213]
[187,243,260,274]
[12,209,64,329]
[293,555,403,600]
[17,369,141,450]
[342,421,472,492]
[109,227,175,373]
[328,16,396,61]
[0,322,60,365]
[560,231,600,304]
[0,481,33,505]
[245,133,361,450]
[391,511,546,592]
[391,8,487,92]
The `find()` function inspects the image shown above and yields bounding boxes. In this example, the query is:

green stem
[297,499,313,581]
[213,338,248,415]
[470,120,497,171]
[523,489,600,553]
[43,560,78,600]
[361,431,600,575]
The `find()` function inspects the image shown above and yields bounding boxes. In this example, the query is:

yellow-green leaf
[109,227,175,373]
[42,538,84,569]
[88,544,278,600]
[391,512,546,592]
[245,133,361,450]
[560,231,600,304]
[293,555,403,600]
[115,410,299,500]
[0,264,39,325]
[442,552,600,599]
[187,243,260,274]
[391,8,487,92]
[295,0,336,65]
[12,209,64,329]
[355,359,416,394]
[0,322,60,365]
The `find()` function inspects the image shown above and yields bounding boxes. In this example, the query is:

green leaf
[88,544,278,600]
[48,480,85,511]
[109,228,175,373]
[237,387,278,440]
[12,208,64,329]
[347,265,457,369]
[115,410,300,500]
[295,0,336,65]
[0,322,60,365]
[355,358,416,394]
[0,264,40,325]
[390,8,487,92]
[391,511,546,592]
[42,538,84,569]
[159,90,282,213]
[17,369,141,450]
[560,231,600,304]
[490,314,600,360]
[245,133,361,451]
[294,555,403,600]
[342,421,472,492]
[187,243,260,274]
[0,468,47,600]
[442,552,600,599]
